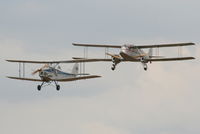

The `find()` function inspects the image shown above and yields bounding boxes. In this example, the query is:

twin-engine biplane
[6,60,101,91]
[72,42,195,71]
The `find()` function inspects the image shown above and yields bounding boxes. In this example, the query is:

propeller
[32,64,49,75]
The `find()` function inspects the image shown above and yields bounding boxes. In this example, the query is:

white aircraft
[6,60,101,91]
[72,42,195,71]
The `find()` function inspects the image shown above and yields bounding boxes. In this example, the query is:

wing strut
[178,46,182,57]
[18,62,26,78]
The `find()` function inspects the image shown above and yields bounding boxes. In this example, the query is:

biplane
[6,60,101,91]
[72,42,195,71]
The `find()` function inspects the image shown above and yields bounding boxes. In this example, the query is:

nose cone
[39,71,44,77]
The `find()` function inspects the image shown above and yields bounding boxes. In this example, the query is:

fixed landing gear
[37,81,44,91]
[111,58,120,71]
[111,64,116,70]
[37,85,41,91]
[56,85,60,91]
[142,63,148,71]
[54,81,60,91]
[37,81,61,91]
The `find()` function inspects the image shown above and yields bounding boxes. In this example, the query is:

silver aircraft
[72,42,195,71]
[6,60,101,91]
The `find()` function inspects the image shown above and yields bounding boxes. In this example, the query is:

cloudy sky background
[0,0,200,134]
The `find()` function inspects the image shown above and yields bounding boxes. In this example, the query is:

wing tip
[6,59,14,62]
[187,42,195,45]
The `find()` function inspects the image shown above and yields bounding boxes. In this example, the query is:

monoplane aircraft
[72,42,195,71]
[6,60,101,91]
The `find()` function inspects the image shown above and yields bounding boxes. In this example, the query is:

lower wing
[7,76,43,82]
[147,57,195,62]
[7,75,101,82]
[56,75,101,82]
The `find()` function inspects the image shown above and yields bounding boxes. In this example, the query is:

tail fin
[71,63,79,75]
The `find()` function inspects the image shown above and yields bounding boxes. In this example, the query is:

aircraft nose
[39,71,44,77]
[121,46,128,53]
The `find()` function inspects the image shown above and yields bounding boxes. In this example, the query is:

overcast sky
[0,0,200,134]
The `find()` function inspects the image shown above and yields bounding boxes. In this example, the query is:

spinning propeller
[32,64,49,75]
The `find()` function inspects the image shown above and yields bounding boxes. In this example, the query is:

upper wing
[6,59,61,64]
[7,76,43,82]
[72,43,121,48]
[147,57,195,62]
[6,59,112,64]
[133,42,195,49]
[56,75,101,82]
[73,42,195,49]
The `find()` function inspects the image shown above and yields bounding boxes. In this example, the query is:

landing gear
[56,85,60,91]
[142,63,148,71]
[37,81,44,91]
[37,85,41,91]
[36,81,61,91]
[54,81,60,91]
[111,64,116,70]
[111,67,115,70]
[111,58,120,71]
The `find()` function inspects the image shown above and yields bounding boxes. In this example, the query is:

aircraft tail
[71,63,79,75]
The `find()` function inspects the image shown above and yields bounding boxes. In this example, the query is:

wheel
[56,85,60,91]
[111,67,115,70]
[37,85,41,91]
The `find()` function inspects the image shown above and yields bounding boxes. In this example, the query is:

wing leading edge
[57,75,101,82]
[72,43,121,48]
[6,59,112,64]
[73,42,195,49]
[147,57,195,62]
[7,76,43,82]
[7,75,101,82]
[132,42,195,49]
